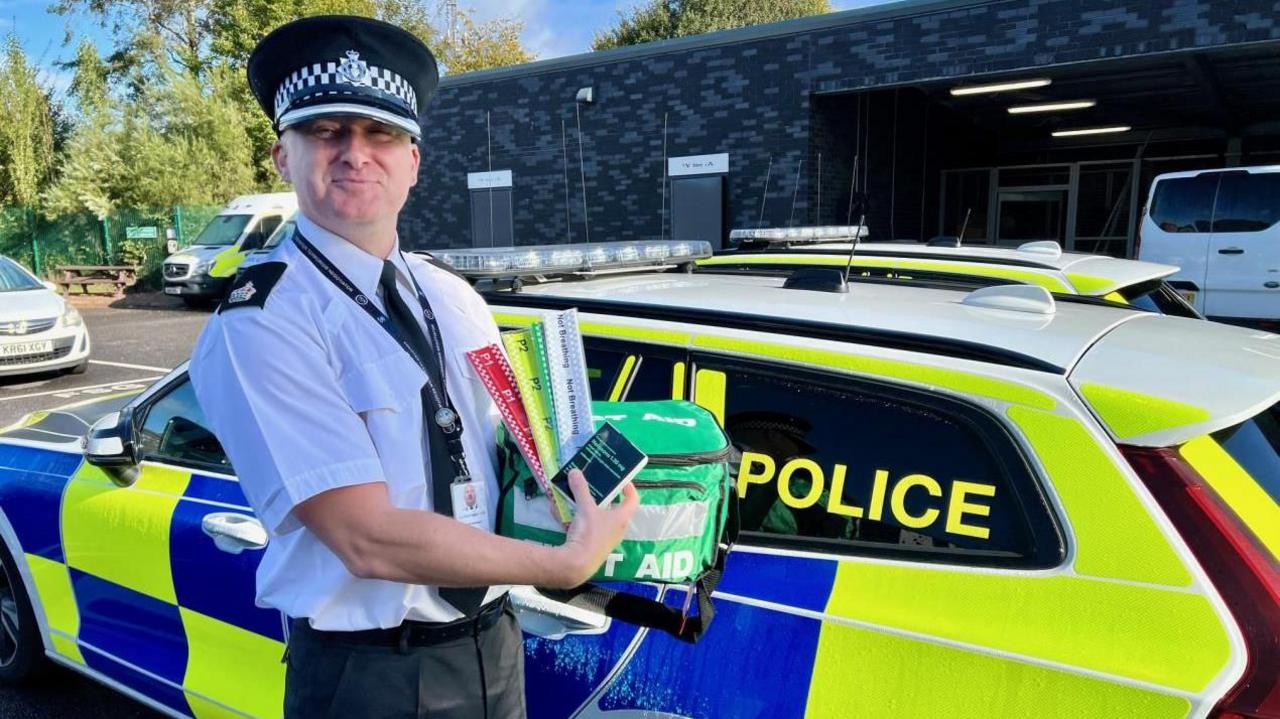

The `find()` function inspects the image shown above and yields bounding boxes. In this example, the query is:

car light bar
[729,226,869,244]
[424,240,712,278]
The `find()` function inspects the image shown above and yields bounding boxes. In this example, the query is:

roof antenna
[845,153,859,225]
[957,207,972,245]
[757,154,773,227]
[843,211,866,285]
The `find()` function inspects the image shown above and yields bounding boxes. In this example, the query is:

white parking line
[89,359,174,372]
[0,377,162,403]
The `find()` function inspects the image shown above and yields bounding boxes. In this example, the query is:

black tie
[378,261,487,615]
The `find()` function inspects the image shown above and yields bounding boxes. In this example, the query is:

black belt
[293,594,508,650]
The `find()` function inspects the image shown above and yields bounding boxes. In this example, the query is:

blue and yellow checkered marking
[0,445,81,562]
[0,447,286,718]
[171,496,284,642]
[73,568,189,685]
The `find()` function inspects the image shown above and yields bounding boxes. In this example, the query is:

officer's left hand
[552,470,640,587]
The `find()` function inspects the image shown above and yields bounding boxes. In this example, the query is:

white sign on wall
[668,153,729,177]
[467,170,513,189]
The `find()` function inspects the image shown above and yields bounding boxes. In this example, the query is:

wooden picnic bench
[55,265,140,298]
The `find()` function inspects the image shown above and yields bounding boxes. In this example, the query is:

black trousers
[284,604,526,719]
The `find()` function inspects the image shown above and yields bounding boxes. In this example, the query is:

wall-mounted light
[575,86,594,104]
[1008,100,1096,114]
[1052,125,1131,137]
[950,78,1051,96]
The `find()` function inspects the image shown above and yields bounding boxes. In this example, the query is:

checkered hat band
[273,60,418,120]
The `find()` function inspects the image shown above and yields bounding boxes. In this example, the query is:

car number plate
[0,340,53,358]
[1177,290,1197,305]
[164,286,182,295]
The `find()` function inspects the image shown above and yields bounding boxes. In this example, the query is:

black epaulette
[418,252,467,282]
[216,262,288,314]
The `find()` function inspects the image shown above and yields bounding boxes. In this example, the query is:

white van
[161,193,297,306]
[1138,165,1280,327]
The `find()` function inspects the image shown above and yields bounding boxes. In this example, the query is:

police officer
[190,15,638,719]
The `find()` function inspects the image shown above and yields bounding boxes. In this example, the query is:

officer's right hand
[554,469,640,588]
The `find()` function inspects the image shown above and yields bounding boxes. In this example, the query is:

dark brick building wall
[399,0,1280,250]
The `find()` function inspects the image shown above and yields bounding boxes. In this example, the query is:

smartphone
[549,422,648,506]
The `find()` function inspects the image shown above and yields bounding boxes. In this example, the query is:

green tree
[0,37,57,206]
[52,0,210,76]
[44,49,258,216]
[592,0,831,50]
[47,0,536,202]
[437,13,534,74]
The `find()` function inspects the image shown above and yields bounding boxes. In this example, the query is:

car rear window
[1215,402,1280,506]
[1149,174,1218,233]
[1118,280,1202,319]
[1212,171,1280,233]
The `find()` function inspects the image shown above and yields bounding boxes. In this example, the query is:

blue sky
[6,0,881,99]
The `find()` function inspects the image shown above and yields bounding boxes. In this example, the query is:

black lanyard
[293,232,471,476]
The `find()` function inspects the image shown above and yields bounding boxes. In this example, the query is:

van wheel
[0,540,48,685]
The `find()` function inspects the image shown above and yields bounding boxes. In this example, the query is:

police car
[0,240,1275,719]
[704,226,1201,318]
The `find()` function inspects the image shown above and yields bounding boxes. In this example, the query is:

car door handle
[201,513,268,554]
[1218,247,1245,255]
[1266,281,1280,289]
[509,586,608,639]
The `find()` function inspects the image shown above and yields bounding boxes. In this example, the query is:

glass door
[996,190,1067,245]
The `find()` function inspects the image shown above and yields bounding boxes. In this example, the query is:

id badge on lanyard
[450,479,489,530]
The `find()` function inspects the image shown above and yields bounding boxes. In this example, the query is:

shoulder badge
[418,253,468,282]
[217,262,288,314]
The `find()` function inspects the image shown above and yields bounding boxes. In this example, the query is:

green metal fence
[0,205,222,290]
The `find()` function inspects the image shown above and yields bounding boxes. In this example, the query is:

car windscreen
[0,257,42,292]
[1118,279,1202,319]
[192,214,252,246]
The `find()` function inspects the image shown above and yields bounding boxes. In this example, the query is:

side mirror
[84,411,140,486]
[41,280,57,292]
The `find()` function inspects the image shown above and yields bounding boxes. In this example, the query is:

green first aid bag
[496,399,738,642]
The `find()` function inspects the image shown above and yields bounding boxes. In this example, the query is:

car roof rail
[961,284,1057,315]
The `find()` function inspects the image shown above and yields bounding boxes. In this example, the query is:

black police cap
[247,15,439,139]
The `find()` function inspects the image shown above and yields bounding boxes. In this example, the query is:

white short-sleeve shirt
[190,212,508,629]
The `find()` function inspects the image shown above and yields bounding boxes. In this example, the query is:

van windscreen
[192,214,252,246]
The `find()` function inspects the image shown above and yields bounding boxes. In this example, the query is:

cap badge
[337,50,371,86]
[228,282,257,304]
